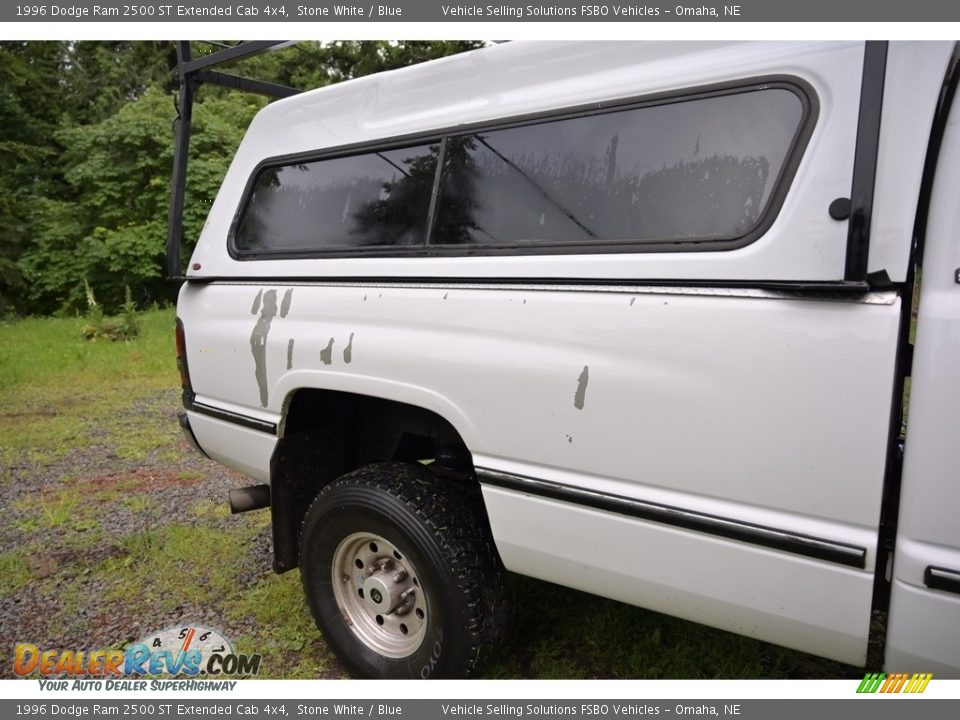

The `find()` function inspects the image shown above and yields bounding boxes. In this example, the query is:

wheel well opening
[269,389,474,573]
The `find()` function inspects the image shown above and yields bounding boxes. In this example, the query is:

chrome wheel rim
[332,532,428,658]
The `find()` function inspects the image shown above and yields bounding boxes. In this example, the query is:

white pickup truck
[172,41,960,679]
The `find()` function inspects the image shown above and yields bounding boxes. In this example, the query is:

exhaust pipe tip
[229,484,271,514]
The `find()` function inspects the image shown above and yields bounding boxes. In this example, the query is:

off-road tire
[299,461,506,678]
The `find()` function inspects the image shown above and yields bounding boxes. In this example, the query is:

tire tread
[299,461,506,677]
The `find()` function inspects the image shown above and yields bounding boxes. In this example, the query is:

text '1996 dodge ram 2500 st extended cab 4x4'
[171,41,960,679]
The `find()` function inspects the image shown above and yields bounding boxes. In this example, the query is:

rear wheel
[299,462,505,678]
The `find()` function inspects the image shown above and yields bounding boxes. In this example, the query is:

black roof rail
[166,41,302,280]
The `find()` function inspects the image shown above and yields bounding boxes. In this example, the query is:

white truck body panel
[481,485,873,664]
[183,283,899,529]
[885,83,960,675]
[869,42,954,282]
[180,278,899,666]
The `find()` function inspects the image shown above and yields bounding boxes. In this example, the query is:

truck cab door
[886,48,960,677]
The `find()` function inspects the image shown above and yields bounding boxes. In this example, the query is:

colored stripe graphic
[879,673,898,692]
[905,673,934,693]
[857,673,885,693]
[857,672,932,693]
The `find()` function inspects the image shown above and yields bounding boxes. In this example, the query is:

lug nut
[393,569,408,583]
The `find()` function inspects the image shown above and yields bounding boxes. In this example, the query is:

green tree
[19,88,263,312]
[0,41,175,314]
[60,41,177,125]
[0,42,67,313]
[4,40,484,315]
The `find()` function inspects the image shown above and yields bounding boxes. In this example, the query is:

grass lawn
[0,308,857,679]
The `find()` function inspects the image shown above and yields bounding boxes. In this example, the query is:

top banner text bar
[7,0,960,23]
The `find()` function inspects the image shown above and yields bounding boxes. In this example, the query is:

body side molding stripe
[188,399,279,435]
[179,276,893,305]
[924,566,960,595]
[476,468,867,569]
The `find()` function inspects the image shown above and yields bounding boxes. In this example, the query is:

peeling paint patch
[286,338,294,370]
[566,434,573,444]
[251,289,263,315]
[630,297,636,306]
[443,293,448,300]
[280,288,293,318]
[250,289,277,407]
[343,333,354,364]
[574,365,589,410]
[320,338,335,366]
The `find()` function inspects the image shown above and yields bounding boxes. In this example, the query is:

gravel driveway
[0,387,344,679]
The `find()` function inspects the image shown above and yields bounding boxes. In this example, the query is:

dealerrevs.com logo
[13,626,261,690]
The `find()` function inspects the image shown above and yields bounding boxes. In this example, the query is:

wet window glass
[235,143,440,253]
[432,89,804,246]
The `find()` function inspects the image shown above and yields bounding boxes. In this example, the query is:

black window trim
[227,74,819,261]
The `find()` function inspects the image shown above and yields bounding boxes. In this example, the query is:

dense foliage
[0,41,483,315]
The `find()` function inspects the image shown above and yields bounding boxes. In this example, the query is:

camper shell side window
[229,77,817,260]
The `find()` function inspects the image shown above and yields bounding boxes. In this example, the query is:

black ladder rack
[165,41,301,280]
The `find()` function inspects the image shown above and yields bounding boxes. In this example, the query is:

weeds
[0,552,31,597]
[189,499,231,520]
[122,528,159,561]
[81,283,140,341]
[39,489,79,527]
[13,488,98,533]
[121,494,157,514]
[99,524,254,613]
